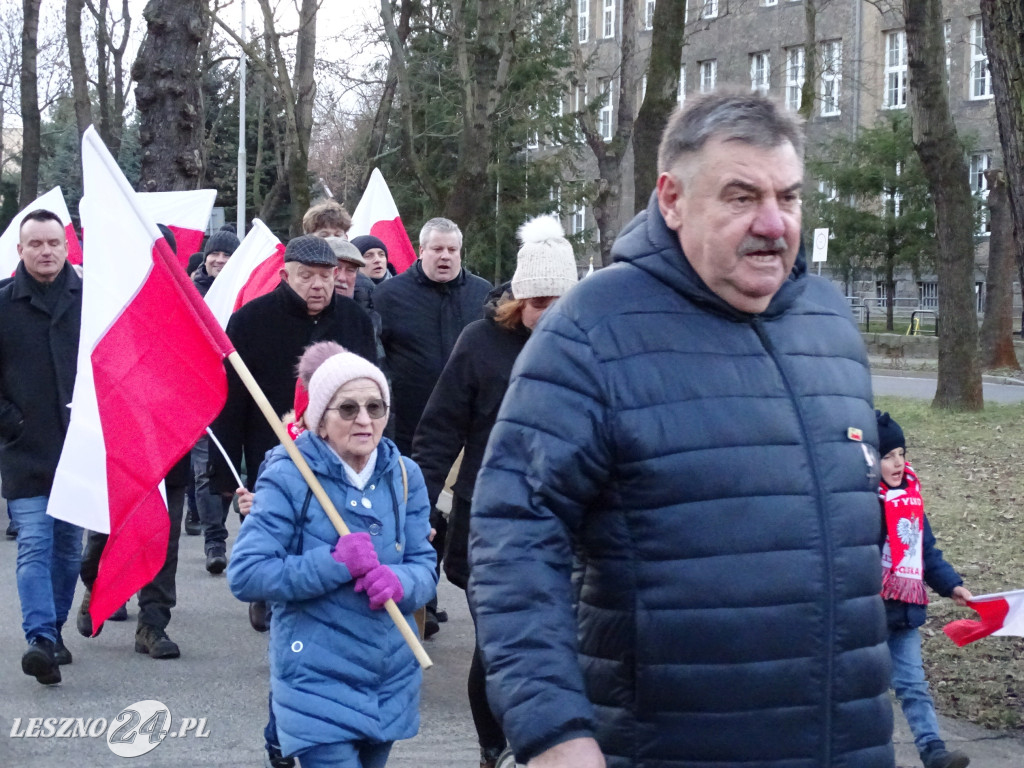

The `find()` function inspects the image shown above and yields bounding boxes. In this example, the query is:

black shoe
[206,548,227,574]
[436,607,449,623]
[134,625,181,659]
[109,603,128,621]
[265,744,296,768]
[4,520,16,539]
[77,589,103,638]
[424,607,440,639]
[54,631,72,665]
[249,600,271,633]
[922,744,970,768]
[184,506,201,536]
[22,637,61,685]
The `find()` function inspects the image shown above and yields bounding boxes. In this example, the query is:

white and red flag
[349,168,417,274]
[943,588,1024,647]
[204,217,282,328]
[137,190,217,271]
[0,186,84,277]
[48,127,234,630]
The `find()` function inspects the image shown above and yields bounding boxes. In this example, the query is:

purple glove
[354,565,404,610]
[331,532,378,578]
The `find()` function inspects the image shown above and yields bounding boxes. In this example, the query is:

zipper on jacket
[751,315,836,766]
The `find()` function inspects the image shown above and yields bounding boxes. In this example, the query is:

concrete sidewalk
[893,708,1024,767]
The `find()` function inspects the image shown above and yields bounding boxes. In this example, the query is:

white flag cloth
[203,218,282,328]
[0,187,83,277]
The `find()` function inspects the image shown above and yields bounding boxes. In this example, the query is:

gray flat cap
[284,235,338,267]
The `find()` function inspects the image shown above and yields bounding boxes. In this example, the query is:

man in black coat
[0,209,83,685]
[205,235,377,572]
[373,217,491,636]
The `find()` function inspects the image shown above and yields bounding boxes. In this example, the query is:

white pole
[236,0,247,237]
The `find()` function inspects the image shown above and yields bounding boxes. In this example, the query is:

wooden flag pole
[226,351,433,669]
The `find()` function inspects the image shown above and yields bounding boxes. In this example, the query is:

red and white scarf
[879,464,928,605]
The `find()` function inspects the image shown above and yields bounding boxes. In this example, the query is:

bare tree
[213,0,319,235]
[0,2,23,178]
[979,0,1024,335]
[66,0,93,137]
[903,0,982,410]
[19,0,42,204]
[85,0,132,155]
[132,0,207,192]
[979,170,1020,370]
[632,0,687,208]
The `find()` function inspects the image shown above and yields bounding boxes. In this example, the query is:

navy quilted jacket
[468,195,895,768]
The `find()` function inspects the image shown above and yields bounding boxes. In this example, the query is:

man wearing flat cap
[205,235,377,572]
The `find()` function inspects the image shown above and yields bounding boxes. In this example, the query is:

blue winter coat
[227,433,437,758]
[468,194,894,767]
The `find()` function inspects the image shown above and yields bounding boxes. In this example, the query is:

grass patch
[876,396,1024,732]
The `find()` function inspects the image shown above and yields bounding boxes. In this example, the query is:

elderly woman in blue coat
[228,351,437,768]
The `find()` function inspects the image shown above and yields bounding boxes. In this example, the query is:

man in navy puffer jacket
[468,90,895,768]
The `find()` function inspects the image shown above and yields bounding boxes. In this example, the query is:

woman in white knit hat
[227,351,437,768]
[410,213,579,768]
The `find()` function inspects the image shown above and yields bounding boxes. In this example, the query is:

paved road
[0,519,478,767]
[872,371,1024,403]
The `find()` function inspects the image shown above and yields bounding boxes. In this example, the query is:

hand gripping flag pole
[225,351,433,669]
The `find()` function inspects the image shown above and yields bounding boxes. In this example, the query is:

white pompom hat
[306,352,390,431]
[510,214,579,300]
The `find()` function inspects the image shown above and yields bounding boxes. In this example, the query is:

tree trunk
[798,0,817,120]
[131,0,207,192]
[903,0,983,410]
[285,0,317,236]
[67,0,93,137]
[979,0,1024,339]
[632,0,687,210]
[979,170,1020,369]
[19,0,42,205]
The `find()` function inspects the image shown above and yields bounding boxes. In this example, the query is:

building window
[645,0,655,29]
[678,63,686,105]
[818,180,838,201]
[820,39,842,116]
[970,18,992,99]
[578,0,589,43]
[785,47,804,112]
[598,79,613,141]
[750,52,770,95]
[571,201,587,235]
[699,60,717,93]
[701,0,718,20]
[762,0,778,5]
[549,185,562,215]
[602,0,615,38]
[883,161,904,219]
[526,105,540,149]
[918,281,938,310]
[944,20,951,84]
[970,152,991,235]
[884,30,907,109]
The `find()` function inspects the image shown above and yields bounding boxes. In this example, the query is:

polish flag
[349,168,417,274]
[137,189,217,271]
[231,242,287,314]
[48,127,234,630]
[0,186,83,277]
[204,217,282,328]
[943,589,1024,647]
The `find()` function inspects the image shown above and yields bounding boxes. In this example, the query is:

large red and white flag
[48,127,235,630]
[943,588,1024,647]
[349,168,417,274]
[204,217,282,328]
[0,186,84,277]
[137,190,217,271]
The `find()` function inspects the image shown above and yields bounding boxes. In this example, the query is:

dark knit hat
[284,235,338,267]
[875,410,905,457]
[186,251,204,276]
[350,235,388,258]
[156,223,178,256]
[204,226,240,257]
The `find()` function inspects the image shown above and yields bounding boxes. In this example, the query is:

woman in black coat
[411,214,578,768]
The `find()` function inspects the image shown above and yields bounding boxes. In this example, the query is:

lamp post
[236,0,247,236]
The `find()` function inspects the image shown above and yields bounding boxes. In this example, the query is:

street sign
[812,228,829,263]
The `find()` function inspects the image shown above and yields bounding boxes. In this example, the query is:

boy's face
[880,447,906,488]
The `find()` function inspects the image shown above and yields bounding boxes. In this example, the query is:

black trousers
[79,483,184,630]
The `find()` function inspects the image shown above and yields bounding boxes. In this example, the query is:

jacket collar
[10,261,82,320]
[612,191,807,321]
[409,259,468,290]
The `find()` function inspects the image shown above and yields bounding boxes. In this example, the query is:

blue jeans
[192,437,230,554]
[296,740,392,768]
[8,496,83,644]
[888,626,943,753]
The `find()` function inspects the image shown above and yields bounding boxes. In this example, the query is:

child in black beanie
[876,410,973,768]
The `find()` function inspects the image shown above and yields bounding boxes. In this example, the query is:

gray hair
[418,217,463,248]
[657,89,805,177]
